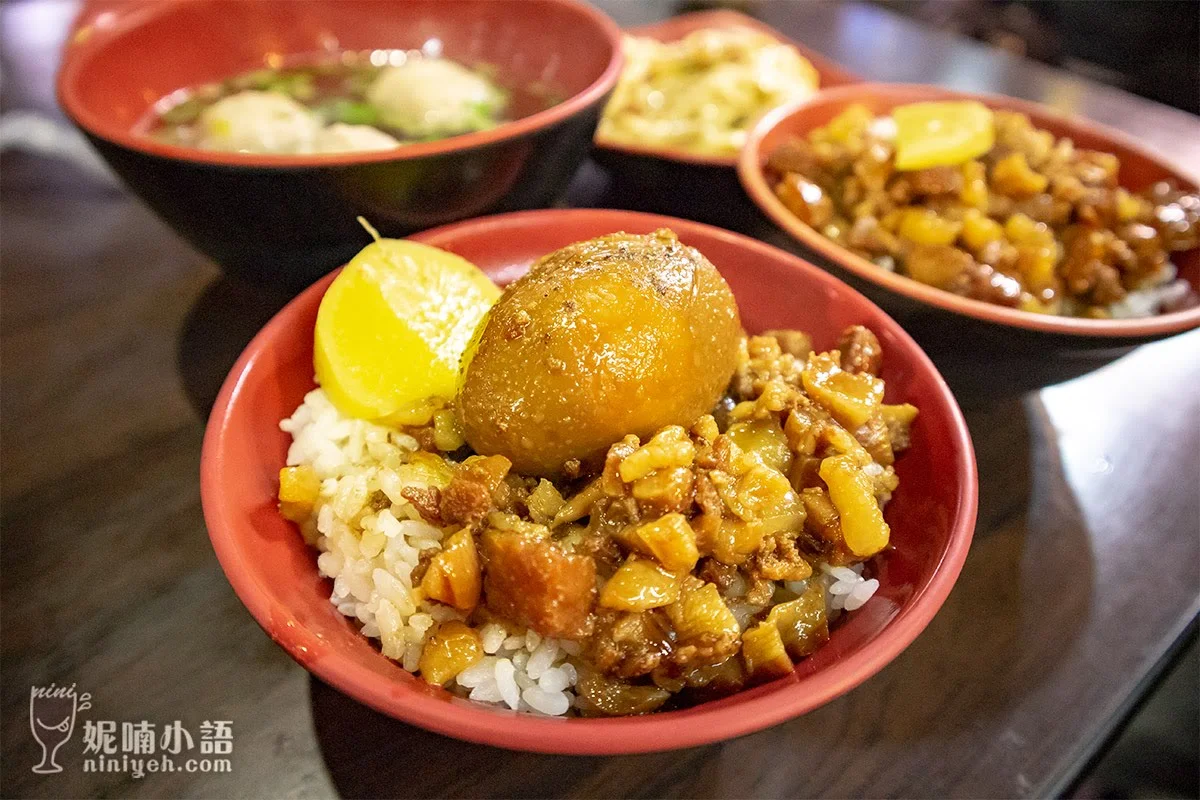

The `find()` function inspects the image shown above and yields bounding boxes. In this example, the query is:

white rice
[280,388,579,715]
[1107,274,1191,319]
[1057,263,1191,320]
[820,563,880,613]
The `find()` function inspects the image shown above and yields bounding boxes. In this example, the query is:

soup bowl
[739,83,1200,346]
[56,0,622,288]
[200,208,978,754]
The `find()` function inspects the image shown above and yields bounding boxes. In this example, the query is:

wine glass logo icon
[30,684,90,774]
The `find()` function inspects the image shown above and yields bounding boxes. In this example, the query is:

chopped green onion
[288,73,317,101]
[231,68,277,91]
[160,97,205,125]
[334,100,379,126]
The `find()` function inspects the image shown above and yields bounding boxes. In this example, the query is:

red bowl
[739,83,1200,340]
[200,209,978,754]
[56,0,622,287]
[594,9,861,169]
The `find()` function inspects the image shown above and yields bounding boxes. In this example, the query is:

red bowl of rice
[200,208,978,753]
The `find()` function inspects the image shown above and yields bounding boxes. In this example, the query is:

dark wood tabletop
[2,1,1197,798]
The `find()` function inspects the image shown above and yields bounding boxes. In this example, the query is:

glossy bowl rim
[200,208,979,754]
[738,82,1200,338]
[592,8,862,169]
[56,0,623,169]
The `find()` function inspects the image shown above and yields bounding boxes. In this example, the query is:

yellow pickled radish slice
[893,101,995,171]
[314,230,499,425]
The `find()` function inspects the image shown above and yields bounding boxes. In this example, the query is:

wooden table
[2,2,1197,797]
